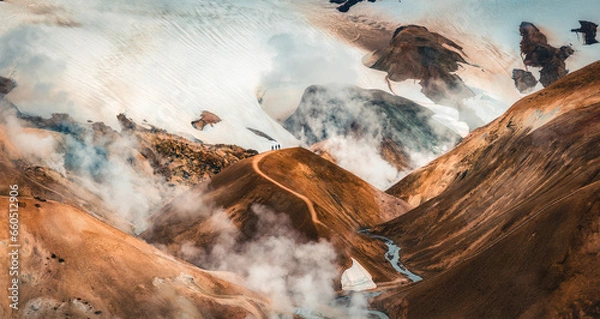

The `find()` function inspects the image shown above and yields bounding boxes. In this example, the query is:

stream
[294,292,389,319]
[359,229,423,282]
[294,229,423,319]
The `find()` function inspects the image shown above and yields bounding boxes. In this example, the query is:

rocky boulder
[512,69,538,93]
[191,110,222,131]
[118,114,256,186]
[519,22,574,87]
[0,76,15,95]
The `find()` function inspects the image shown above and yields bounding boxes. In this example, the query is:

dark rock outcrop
[512,69,538,93]
[191,110,222,131]
[330,0,376,13]
[118,114,256,186]
[246,127,276,142]
[0,76,15,95]
[571,20,598,45]
[519,22,574,87]
[368,25,474,105]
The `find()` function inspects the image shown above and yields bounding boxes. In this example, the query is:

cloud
[0,26,74,118]
[258,31,361,122]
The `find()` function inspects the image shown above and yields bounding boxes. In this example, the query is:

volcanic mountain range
[2,60,597,318]
[373,61,600,318]
[141,62,600,318]
[0,2,599,315]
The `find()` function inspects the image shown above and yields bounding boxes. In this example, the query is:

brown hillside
[143,147,411,283]
[371,61,600,317]
[376,180,599,318]
[0,197,270,319]
[388,61,600,206]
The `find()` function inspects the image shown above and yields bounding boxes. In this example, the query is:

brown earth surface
[371,61,600,318]
[142,147,412,284]
[0,196,270,319]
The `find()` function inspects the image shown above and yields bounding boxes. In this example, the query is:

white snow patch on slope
[341,258,377,291]
[1,0,598,187]
[0,0,397,153]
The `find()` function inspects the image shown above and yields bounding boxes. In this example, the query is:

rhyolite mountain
[142,147,412,284]
[143,61,600,319]
[372,61,600,318]
[0,117,271,318]
[1,1,599,318]
[0,198,271,319]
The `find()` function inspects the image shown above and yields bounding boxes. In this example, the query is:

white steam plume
[178,204,373,318]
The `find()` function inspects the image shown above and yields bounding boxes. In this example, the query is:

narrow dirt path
[251,151,328,230]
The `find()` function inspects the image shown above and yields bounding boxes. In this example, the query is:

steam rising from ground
[62,133,168,231]
[0,106,180,233]
[316,136,406,190]
[285,85,461,189]
[1,107,66,175]
[178,204,372,318]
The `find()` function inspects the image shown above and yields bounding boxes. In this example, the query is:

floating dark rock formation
[571,20,598,45]
[367,25,474,105]
[191,110,221,131]
[512,69,538,93]
[519,22,573,87]
[246,127,276,142]
[330,0,377,13]
[0,76,15,95]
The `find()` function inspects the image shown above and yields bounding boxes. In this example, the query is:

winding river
[359,229,423,282]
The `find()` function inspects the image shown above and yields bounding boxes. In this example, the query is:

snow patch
[341,258,377,291]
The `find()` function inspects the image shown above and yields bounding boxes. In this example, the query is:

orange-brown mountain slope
[142,147,412,283]
[0,101,257,234]
[0,115,135,232]
[0,196,270,319]
[371,61,600,318]
[0,115,272,318]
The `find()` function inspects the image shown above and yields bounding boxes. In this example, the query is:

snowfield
[0,0,598,187]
